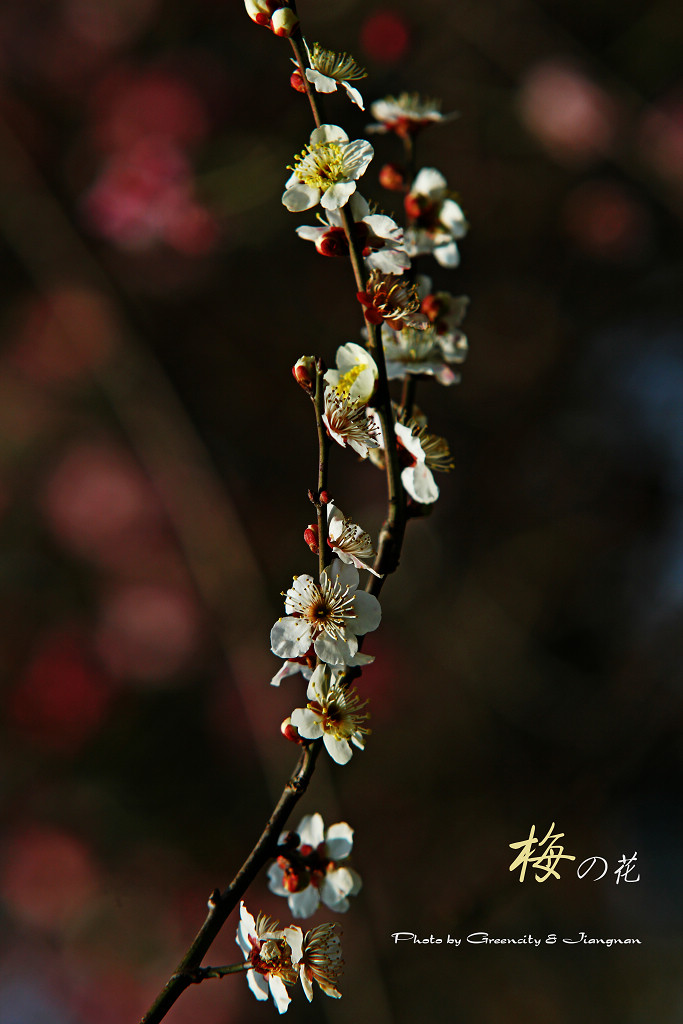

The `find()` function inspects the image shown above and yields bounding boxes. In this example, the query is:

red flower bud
[281,717,305,744]
[319,490,330,504]
[316,226,348,258]
[379,162,406,191]
[404,193,424,220]
[304,525,319,553]
[420,293,442,322]
[290,68,306,92]
[292,355,316,391]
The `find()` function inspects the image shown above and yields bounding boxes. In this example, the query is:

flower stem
[313,360,330,577]
[194,962,250,980]
[337,205,407,591]
[289,34,322,129]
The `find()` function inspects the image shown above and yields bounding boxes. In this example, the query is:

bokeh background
[1,1,682,1022]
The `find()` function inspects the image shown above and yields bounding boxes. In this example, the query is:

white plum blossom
[283,125,373,212]
[323,340,378,403]
[382,322,465,385]
[327,504,381,577]
[367,92,457,136]
[394,418,453,504]
[236,902,298,1013]
[357,270,429,331]
[323,384,380,458]
[417,274,469,347]
[290,663,370,764]
[268,812,362,917]
[404,167,468,268]
[271,558,381,668]
[300,42,367,109]
[296,193,410,273]
[291,922,343,1001]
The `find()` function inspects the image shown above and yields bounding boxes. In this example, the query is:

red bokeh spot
[0,825,100,931]
[94,583,203,684]
[7,286,116,386]
[360,11,411,64]
[9,631,113,752]
[91,68,209,153]
[517,60,619,166]
[43,442,161,561]
[561,180,651,261]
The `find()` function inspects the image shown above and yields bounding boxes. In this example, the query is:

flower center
[292,141,346,192]
[336,364,365,395]
[310,43,367,82]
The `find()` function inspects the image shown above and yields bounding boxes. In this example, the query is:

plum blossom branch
[139,741,322,1024]
[141,1,470,1019]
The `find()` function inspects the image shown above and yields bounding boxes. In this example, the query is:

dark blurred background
[1,1,682,1022]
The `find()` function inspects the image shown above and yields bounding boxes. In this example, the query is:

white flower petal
[291,707,324,740]
[314,633,357,665]
[325,821,354,858]
[351,590,382,635]
[321,866,356,904]
[366,247,411,273]
[271,617,312,659]
[326,558,359,591]
[270,659,305,687]
[310,124,349,146]
[237,902,257,956]
[247,969,270,1002]
[297,812,325,847]
[284,574,316,613]
[342,81,365,109]
[324,733,353,764]
[284,925,304,964]
[306,663,328,701]
[289,884,320,919]
[349,192,370,218]
[321,180,356,210]
[412,166,447,197]
[402,462,439,503]
[295,225,326,242]
[283,182,320,212]
[439,198,468,237]
[305,68,338,94]
[345,650,375,667]
[434,240,461,267]
[300,966,314,1002]
[341,139,374,178]
[268,974,291,1014]
[267,862,288,897]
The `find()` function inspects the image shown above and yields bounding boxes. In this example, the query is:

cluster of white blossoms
[237,903,343,1014]
[268,813,361,917]
[404,167,469,268]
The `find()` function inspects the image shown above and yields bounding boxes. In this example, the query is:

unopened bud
[420,293,442,322]
[290,68,306,93]
[244,0,275,25]
[404,193,425,220]
[271,7,299,36]
[304,524,319,553]
[379,162,406,191]
[316,226,348,258]
[281,716,305,744]
[292,355,316,391]
[319,490,331,504]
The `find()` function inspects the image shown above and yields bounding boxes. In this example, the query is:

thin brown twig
[139,741,322,1024]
